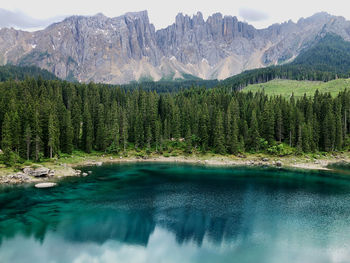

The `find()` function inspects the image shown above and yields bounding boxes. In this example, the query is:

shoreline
[1,153,349,185]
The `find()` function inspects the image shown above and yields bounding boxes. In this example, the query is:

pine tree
[33,108,42,161]
[226,100,239,154]
[121,110,128,152]
[185,124,192,154]
[213,110,226,154]
[95,104,106,151]
[24,124,32,161]
[11,111,21,154]
[108,103,120,153]
[261,102,275,144]
[172,105,181,139]
[275,107,283,143]
[323,107,336,151]
[155,119,161,152]
[146,124,152,149]
[48,113,60,158]
[71,102,81,148]
[199,106,209,152]
[62,111,74,154]
[249,110,260,152]
[1,113,13,165]
[82,104,93,153]
[134,110,144,149]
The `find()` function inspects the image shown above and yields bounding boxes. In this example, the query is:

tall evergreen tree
[1,113,13,164]
[48,113,60,158]
[24,124,32,161]
[249,110,260,152]
[213,110,226,154]
[82,104,93,153]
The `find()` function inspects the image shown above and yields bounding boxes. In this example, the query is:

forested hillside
[0,65,58,82]
[220,34,350,90]
[1,78,350,165]
[292,34,350,73]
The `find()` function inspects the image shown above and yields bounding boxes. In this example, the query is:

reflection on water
[1,164,350,263]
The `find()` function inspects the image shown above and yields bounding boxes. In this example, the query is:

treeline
[219,65,348,91]
[120,79,218,93]
[0,65,58,82]
[1,78,350,164]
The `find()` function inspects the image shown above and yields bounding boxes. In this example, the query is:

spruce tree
[62,111,74,154]
[121,110,128,152]
[1,113,13,165]
[261,102,275,144]
[82,104,93,153]
[48,113,60,158]
[213,110,226,154]
[24,124,32,161]
[185,124,192,154]
[95,104,106,151]
[33,108,42,161]
[249,110,260,152]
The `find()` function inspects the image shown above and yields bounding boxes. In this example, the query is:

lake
[1,163,350,263]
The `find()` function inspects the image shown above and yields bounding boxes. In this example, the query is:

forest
[1,77,350,165]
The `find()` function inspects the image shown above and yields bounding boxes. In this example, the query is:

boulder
[23,167,34,174]
[48,170,55,177]
[276,161,283,167]
[31,167,50,177]
[82,172,88,177]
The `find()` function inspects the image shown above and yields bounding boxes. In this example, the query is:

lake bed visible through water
[1,163,350,263]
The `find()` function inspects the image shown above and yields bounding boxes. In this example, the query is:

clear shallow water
[1,164,350,263]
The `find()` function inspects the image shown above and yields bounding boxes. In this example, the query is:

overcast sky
[1,0,350,31]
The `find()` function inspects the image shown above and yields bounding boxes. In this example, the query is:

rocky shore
[0,153,349,185]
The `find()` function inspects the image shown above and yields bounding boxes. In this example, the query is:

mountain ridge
[1,11,350,84]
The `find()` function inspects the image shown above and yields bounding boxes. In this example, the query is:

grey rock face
[0,11,350,84]
[23,167,52,177]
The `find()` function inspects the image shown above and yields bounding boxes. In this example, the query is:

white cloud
[0,0,350,30]
[239,8,269,22]
[0,8,66,30]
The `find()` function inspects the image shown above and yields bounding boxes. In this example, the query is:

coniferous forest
[1,77,350,165]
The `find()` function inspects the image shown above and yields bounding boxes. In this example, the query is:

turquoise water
[1,163,350,263]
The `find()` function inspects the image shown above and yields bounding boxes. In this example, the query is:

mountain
[292,34,350,73]
[220,33,350,90]
[1,11,350,84]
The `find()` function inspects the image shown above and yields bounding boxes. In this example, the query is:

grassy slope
[242,78,350,98]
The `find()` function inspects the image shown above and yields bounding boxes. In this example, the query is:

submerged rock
[35,182,57,188]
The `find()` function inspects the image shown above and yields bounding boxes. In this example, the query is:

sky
[0,0,350,31]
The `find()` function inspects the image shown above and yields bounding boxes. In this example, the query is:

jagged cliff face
[1,11,350,84]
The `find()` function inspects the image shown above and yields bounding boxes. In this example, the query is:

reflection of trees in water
[1,167,349,248]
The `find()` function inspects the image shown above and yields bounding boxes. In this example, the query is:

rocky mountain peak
[0,11,350,84]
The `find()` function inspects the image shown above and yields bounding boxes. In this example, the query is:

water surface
[1,163,350,263]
